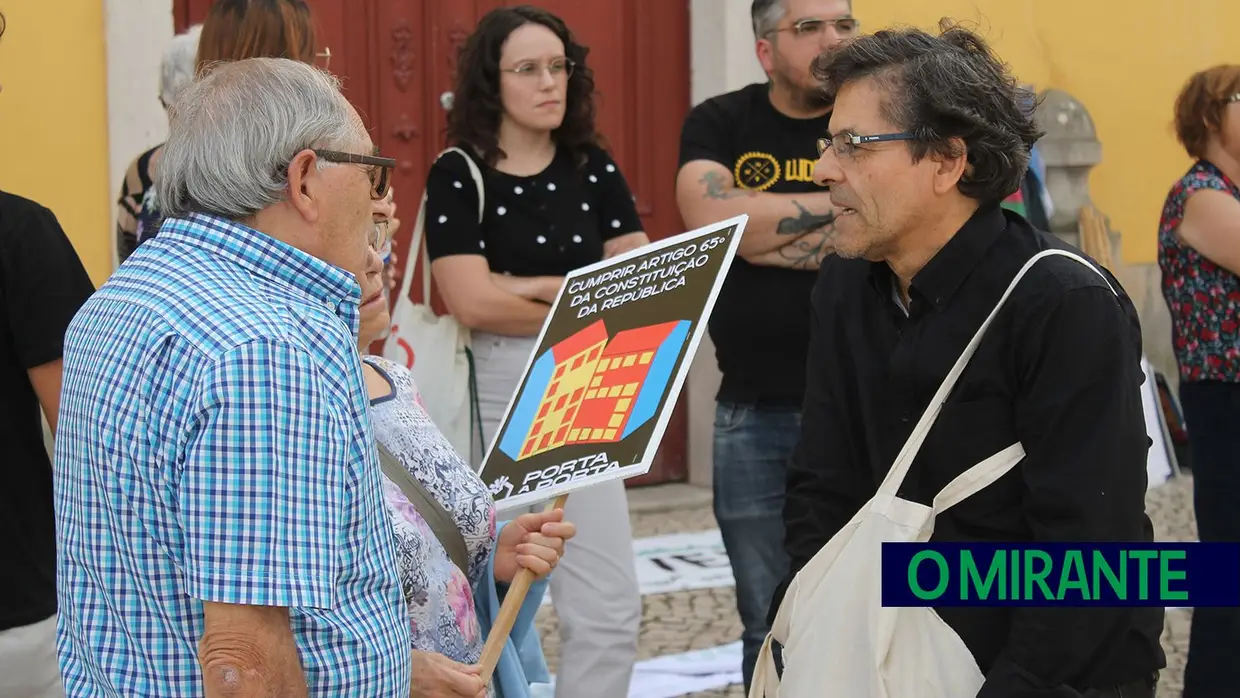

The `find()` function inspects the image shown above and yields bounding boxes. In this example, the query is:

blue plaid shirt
[54,214,412,696]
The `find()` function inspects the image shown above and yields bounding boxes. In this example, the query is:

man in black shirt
[0,13,94,698]
[776,22,1165,697]
[0,193,96,695]
[674,0,856,689]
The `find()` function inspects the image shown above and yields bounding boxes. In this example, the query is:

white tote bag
[382,148,485,459]
[750,250,1115,698]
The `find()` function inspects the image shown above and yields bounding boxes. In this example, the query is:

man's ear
[286,149,322,223]
[755,38,776,75]
[930,137,969,196]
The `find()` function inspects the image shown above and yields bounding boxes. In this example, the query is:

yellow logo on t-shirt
[734,152,819,189]
[734,152,781,191]
[784,157,818,183]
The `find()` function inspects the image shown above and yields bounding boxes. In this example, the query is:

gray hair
[751,0,786,38]
[156,57,365,221]
[160,24,203,106]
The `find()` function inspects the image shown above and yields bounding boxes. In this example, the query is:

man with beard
[673,0,856,691]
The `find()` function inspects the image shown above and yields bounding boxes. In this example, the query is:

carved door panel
[173,0,692,486]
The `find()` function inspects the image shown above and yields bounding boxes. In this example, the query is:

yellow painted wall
[0,0,111,286]
[859,0,1240,265]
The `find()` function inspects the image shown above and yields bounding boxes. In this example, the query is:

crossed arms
[676,161,835,270]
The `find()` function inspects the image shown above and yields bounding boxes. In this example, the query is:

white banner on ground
[531,641,744,698]
[634,529,735,595]
[542,528,735,606]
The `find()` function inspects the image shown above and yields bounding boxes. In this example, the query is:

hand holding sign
[410,649,486,698]
[492,507,576,582]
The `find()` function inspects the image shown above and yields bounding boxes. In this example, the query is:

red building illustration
[508,319,689,460]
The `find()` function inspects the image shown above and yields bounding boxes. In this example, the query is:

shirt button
[901,412,911,423]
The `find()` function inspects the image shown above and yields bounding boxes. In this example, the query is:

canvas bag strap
[376,440,471,573]
[413,147,487,302]
[877,249,1117,498]
[465,347,486,462]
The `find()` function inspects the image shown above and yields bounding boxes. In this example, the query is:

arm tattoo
[700,170,756,200]
[775,229,833,269]
[776,200,835,235]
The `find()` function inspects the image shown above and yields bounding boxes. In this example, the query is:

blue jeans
[712,401,799,692]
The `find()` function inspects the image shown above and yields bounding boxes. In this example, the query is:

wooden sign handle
[478,492,570,684]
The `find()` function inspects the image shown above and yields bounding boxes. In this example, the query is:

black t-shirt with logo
[678,82,830,406]
[0,191,96,631]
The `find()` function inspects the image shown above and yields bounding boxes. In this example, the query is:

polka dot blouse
[423,143,644,276]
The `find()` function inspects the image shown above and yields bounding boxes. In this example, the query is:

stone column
[1033,89,1105,250]
[1033,89,1178,387]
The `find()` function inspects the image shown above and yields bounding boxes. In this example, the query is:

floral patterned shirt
[1158,159,1240,383]
[365,356,498,664]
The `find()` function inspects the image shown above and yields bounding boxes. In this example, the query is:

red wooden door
[174,0,692,486]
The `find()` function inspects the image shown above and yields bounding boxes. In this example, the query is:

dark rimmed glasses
[817,131,918,160]
[314,149,396,200]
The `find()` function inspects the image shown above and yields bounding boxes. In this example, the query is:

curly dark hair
[812,19,1043,204]
[446,5,600,167]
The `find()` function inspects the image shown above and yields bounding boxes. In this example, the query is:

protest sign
[477,215,746,511]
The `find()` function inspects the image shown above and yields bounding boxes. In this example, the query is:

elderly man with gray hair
[54,58,409,697]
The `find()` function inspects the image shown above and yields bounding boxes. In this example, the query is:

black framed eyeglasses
[769,17,860,39]
[817,131,917,159]
[314,149,396,200]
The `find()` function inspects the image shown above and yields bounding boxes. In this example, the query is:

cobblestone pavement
[534,473,1198,698]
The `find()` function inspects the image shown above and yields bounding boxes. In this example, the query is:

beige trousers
[0,614,65,698]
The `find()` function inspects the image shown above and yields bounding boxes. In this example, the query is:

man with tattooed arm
[673,0,857,691]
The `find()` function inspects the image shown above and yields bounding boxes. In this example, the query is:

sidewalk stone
[535,474,1195,697]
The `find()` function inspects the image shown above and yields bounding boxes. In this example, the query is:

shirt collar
[157,212,362,319]
[908,204,1007,311]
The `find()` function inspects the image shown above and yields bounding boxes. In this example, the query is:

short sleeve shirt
[54,214,412,696]
[423,143,643,276]
[1157,159,1240,382]
[0,191,96,631]
[677,83,831,405]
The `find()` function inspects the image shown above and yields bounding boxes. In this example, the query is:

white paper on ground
[633,529,735,595]
[532,641,744,698]
[542,528,735,606]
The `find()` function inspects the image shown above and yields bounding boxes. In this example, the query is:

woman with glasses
[1159,65,1240,696]
[421,6,648,697]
